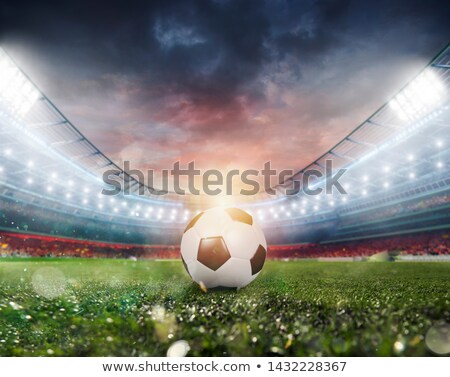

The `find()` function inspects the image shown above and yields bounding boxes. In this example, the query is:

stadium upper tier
[0,45,449,231]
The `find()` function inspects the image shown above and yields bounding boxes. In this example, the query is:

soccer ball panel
[184,211,204,233]
[194,208,232,238]
[225,208,253,225]
[223,222,260,260]
[180,228,200,263]
[188,260,220,288]
[250,245,266,275]
[216,257,252,288]
[197,236,231,271]
[252,222,267,249]
[182,258,196,278]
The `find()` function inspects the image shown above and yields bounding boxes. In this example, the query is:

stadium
[0,41,449,357]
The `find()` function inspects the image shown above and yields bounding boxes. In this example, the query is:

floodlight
[0,49,41,118]
[389,70,446,121]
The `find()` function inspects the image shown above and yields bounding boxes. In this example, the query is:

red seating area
[1,230,450,260]
[269,232,450,258]
[0,232,180,259]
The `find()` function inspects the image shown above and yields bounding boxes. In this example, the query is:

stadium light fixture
[389,70,446,121]
[436,140,443,148]
[83,199,88,205]
[300,208,306,214]
[362,189,367,196]
[362,175,369,182]
[407,154,414,161]
[27,177,33,184]
[409,172,416,179]
[0,49,41,118]
[4,148,11,156]
[383,182,390,188]
[436,161,443,169]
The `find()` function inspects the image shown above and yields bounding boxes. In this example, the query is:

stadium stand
[0,45,449,257]
[1,229,449,260]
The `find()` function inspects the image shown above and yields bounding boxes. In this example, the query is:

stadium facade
[0,45,449,246]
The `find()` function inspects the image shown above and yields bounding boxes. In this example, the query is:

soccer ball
[180,207,267,289]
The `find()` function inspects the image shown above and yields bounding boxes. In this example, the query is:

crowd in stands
[1,230,449,260]
[0,232,180,259]
[269,232,450,259]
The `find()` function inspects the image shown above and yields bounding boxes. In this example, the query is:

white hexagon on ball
[180,207,267,289]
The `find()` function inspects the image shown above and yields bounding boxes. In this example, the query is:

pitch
[0,258,448,356]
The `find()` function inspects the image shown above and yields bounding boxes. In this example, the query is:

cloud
[0,0,449,178]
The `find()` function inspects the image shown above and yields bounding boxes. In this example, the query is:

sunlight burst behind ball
[180,207,267,289]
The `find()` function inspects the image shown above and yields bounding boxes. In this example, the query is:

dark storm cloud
[0,0,449,173]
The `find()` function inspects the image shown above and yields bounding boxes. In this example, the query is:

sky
[0,0,449,177]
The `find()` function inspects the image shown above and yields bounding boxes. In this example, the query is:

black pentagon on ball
[225,208,253,225]
[184,211,204,233]
[250,245,266,275]
[197,236,231,271]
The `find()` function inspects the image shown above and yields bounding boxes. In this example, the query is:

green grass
[0,258,449,356]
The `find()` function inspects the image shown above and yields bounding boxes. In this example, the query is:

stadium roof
[0,44,449,228]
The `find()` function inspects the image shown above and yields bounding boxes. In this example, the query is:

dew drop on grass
[167,340,190,357]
